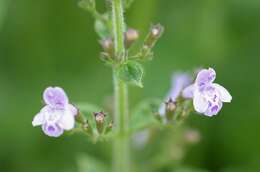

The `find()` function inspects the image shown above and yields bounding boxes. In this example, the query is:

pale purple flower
[182,68,232,117]
[32,87,77,137]
[159,73,192,115]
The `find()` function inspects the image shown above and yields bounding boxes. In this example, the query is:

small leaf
[95,16,110,39]
[130,98,161,133]
[117,61,144,87]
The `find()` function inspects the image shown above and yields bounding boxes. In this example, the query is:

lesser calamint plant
[32,0,232,171]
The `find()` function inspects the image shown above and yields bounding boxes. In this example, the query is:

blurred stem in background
[112,0,130,172]
[0,0,7,30]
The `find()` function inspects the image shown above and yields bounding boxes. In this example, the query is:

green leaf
[77,154,108,172]
[95,16,110,39]
[130,98,161,133]
[117,61,144,87]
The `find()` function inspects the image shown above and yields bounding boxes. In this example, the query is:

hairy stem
[112,0,130,172]
[113,72,130,172]
[112,0,125,61]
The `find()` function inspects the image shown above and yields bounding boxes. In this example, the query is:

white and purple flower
[32,87,78,137]
[183,68,232,117]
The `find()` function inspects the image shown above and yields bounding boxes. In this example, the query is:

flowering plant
[32,0,232,171]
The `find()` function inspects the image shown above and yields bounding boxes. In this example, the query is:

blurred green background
[1,0,260,171]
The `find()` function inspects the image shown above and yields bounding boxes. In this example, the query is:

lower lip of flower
[211,105,218,112]
[48,126,55,132]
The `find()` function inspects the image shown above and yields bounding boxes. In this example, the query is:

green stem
[113,72,130,172]
[112,0,130,172]
[112,0,125,61]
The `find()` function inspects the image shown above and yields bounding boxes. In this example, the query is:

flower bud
[82,120,89,131]
[124,28,139,48]
[165,98,177,121]
[144,24,164,49]
[81,120,94,136]
[75,112,86,124]
[94,111,106,123]
[151,25,163,38]
[94,111,106,133]
[99,38,114,56]
[184,129,201,144]
[166,98,177,112]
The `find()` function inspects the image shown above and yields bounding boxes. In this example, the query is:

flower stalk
[112,0,125,62]
[112,0,130,172]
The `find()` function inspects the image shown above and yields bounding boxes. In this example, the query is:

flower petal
[68,104,78,116]
[182,84,195,98]
[195,68,216,88]
[158,103,165,116]
[32,112,45,127]
[42,123,64,137]
[213,83,232,102]
[168,73,192,101]
[204,101,222,117]
[58,110,75,130]
[43,87,69,108]
[32,106,49,126]
[193,91,208,113]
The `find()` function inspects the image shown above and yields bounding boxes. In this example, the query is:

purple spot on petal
[213,95,217,102]
[211,105,218,112]
[199,83,205,87]
[42,123,64,137]
[48,126,55,132]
